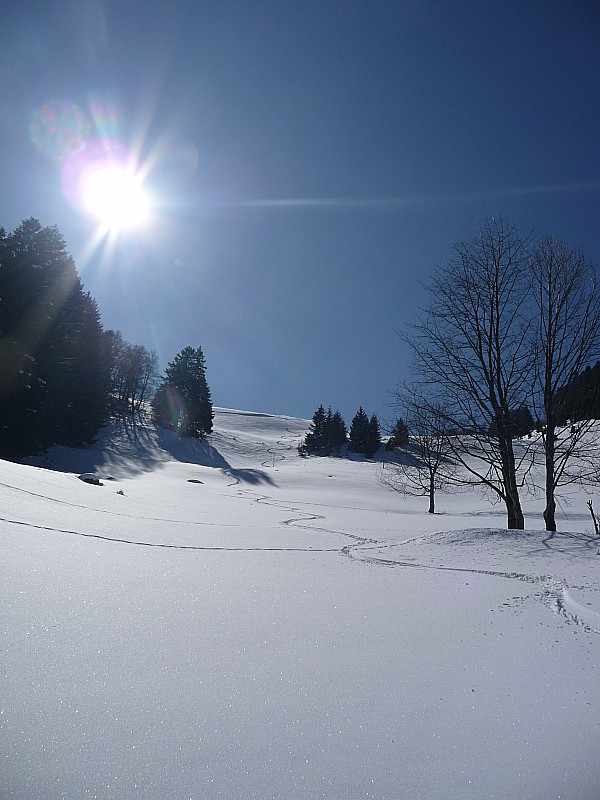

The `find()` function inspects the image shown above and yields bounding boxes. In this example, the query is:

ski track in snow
[557,587,600,634]
[4,480,597,634]
[5,421,600,637]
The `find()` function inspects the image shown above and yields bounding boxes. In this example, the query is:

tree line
[299,405,384,459]
[0,219,213,460]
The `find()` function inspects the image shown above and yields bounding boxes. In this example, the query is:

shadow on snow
[25,416,275,485]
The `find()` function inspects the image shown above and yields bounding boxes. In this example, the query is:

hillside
[3,409,600,799]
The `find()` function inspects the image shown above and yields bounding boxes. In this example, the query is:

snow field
[2,408,600,799]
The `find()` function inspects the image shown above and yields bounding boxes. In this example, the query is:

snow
[2,408,600,799]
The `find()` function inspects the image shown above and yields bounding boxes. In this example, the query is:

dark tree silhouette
[367,414,382,458]
[385,392,456,514]
[488,406,534,439]
[404,217,533,529]
[0,219,109,458]
[104,330,159,416]
[302,406,347,455]
[303,405,327,453]
[530,237,600,531]
[323,407,347,455]
[349,407,370,454]
[152,346,213,437]
[350,408,380,458]
[385,417,409,451]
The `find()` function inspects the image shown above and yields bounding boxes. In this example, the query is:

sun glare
[83,166,149,230]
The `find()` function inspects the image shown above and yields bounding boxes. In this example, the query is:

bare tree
[405,217,534,529]
[530,238,600,531]
[383,394,456,514]
[126,345,160,415]
[104,330,159,417]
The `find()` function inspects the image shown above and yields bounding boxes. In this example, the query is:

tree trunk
[500,437,525,530]
[543,497,556,532]
[428,477,435,514]
[506,497,525,530]
[543,427,557,532]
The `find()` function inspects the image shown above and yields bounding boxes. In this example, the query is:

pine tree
[510,406,534,438]
[0,219,109,458]
[349,407,370,455]
[152,346,213,437]
[386,417,409,451]
[303,405,327,453]
[48,291,109,446]
[366,414,382,458]
[327,409,347,455]
[349,408,381,458]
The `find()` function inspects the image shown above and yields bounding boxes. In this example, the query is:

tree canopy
[349,408,381,458]
[0,219,109,458]
[152,346,213,437]
[302,406,347,455]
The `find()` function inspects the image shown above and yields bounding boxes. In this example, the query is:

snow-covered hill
[3,409,600,799]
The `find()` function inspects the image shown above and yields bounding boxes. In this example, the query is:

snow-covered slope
[3,409,600,799]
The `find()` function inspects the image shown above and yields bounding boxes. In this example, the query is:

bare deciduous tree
[530,238,600,531]
[125,344,160,415]
[104,330,159,416]
[405,217,534,529]
[382,393,456,514]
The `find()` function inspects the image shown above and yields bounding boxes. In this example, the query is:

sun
[83,165,149,230]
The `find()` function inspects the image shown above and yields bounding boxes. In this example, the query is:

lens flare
[29,101,91,161]
[154,387,188,434]
[31,97,152,234]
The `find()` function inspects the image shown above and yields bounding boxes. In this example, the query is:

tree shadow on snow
[156,428,230,469]
[224,468,277,486]
[536,529,600,557]
[29,416,233,479]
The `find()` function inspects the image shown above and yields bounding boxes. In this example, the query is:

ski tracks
[4,459,599,634]
[343,541,600,635]
[203,485,600,635]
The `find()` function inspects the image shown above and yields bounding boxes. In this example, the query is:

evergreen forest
[0,219,213,460]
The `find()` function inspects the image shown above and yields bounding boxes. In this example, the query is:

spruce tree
[0,219,109,458]
[328,410,348,455]
[302,406,347,456]
[349,407,370,455]
[349,408,381,458]
[385,417,409,451]
[366,414,382,458]
[152,346,213,437]
[303,405,327,453]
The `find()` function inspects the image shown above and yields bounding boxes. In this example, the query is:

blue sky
[2,1,599,426]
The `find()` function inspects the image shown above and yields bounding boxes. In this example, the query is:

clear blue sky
[2,1,599,426]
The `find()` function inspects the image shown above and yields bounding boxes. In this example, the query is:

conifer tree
[303,405,327,453]
[302,406,347,456]
[349,407,370,455]
[327,409,348,455]
[152,346,213,437]
[367,414,382,458]
[0,219,109,458]
[349,408,381,458]
[488,406,534,439]
[386,417,409,451]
